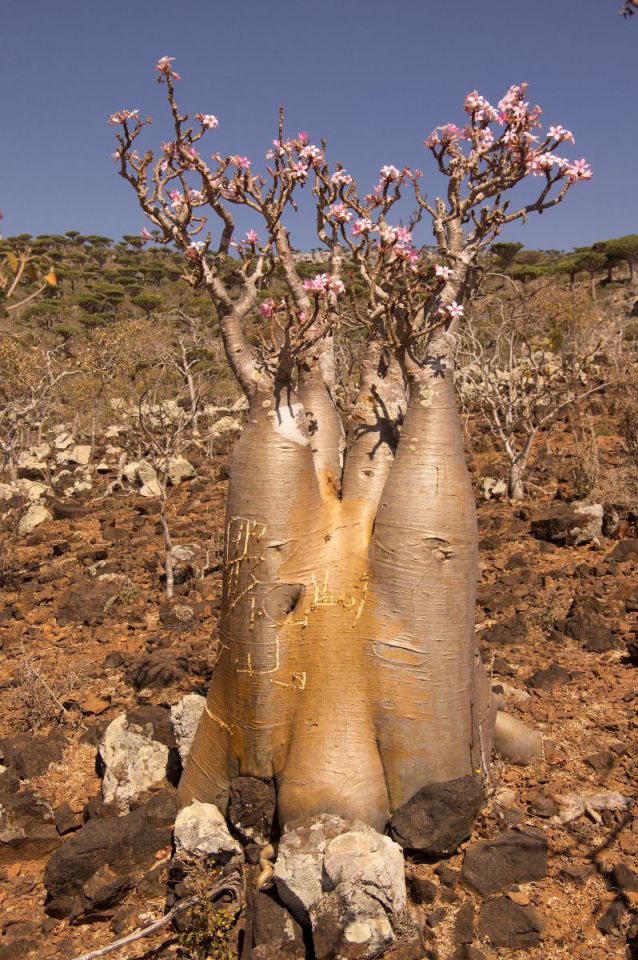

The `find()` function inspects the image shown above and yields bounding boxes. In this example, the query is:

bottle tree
[112,60,591,831]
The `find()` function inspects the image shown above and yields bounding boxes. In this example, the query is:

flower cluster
[108,109,139,126]
[423,83,592,188]
[380,164,401,182]
[229,155,251,170]
[155,56,181,80]
[195,113,219,129]
[327,203,352,224]
[331,168,353,186]
[302,273,345,295]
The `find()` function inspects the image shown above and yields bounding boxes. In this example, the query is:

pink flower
[303,273,345,295]
[155,56,181,80]
[352,218,374,237]
[260,298,276,318]
[565,158,592,181]
[548,125,574,143]
[380,164,401,182]
[434,264,454,281]
[140,228,153,243]
[245,230,259,244]
[108,109,139,126]
[168,188,185,207]
[185,241,205,260]
[526,152,557,175]
[299,144,323,165]
[439,300,464,320]
[464,91,498,123]
[297,130,309,144]
[290,161,309,180]
[330,169,353,186]
[327,203,352,224]
[196,114,219,129]
[230,155,251,170]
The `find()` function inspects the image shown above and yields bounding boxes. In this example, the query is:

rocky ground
[0,415,637,960]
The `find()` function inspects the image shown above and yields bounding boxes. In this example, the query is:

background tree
[112,62,591,829]
[457,281,611,498]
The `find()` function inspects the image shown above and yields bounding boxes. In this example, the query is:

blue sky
[2,0,636,252]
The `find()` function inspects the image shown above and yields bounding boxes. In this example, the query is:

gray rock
[390,776,484,856]
[67,445,92,466]
[166,456,196,485]
[273,813,405,958]
[18,503,52,536]
[170,693,205,762]
[173,800,242,862]
[310,881,394,960]
[531,502,603,547]
[99,709,177,812]
[461,829,547,895]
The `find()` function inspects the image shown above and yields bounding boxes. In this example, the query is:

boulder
[16,451,48,479]
[140,479,162,498]
[67,445,92,466]
[125,651,190,690]
[531,502,603,547]
[607,538,638,562]
[166,456,196,485]
[0,789,60,865]
[173,801,242,863]
[0,729,66,780]
[43,791,175,919]
[212,416,242,437]
[461,829,547,895]
[14,479,50,502]
[54,432,74,450]
[18,503,52,536]
[170,693,206,762]
[390,776,484,856]
[273,815,405,934]
[98,707,179,812]
[310,881,395,960]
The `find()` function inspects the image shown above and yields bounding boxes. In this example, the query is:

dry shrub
[571,416,600,498]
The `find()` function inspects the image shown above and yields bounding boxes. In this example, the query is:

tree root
[493,709,542,765]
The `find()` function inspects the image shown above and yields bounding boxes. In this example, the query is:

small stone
[461,829,548,895]
[557,863,596,885]
[526,663,571,691]
[585,751,615,776]
[597,897,626,935]
[478,896,542,948]
[407,876,437,905]
[81,694,111,716]
[453,901,475,944]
